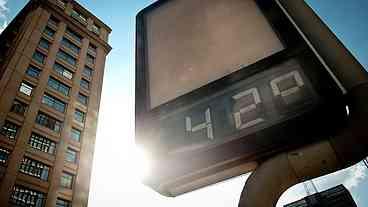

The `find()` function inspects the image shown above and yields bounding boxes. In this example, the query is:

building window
[1,121,19,140]
[28,133,56,155]
[53,63,73,80]
[60,172,74,189]
[43,26,55,38]
[65,28,82,43]
[10,185,46,207]
[91,23,100,35]
[19,81,34,96]
[56,0,67,9]
[42,93,67,113]
[38,38,50,50]
[56,198,71,207]
[80,78,90,90]
[70,128,81,142]
[35,112,62,133]
[47,77,70,96]
[65,148,77,163]
[57,50,77,66]
[77,93,88,105]
[70,9,87,25]
[82,66,93,79]
[10,99,28,116]
[48,15,60,27]
[0,147,10,165]
[88,44,97,55]
[19,157,50,181]
[61,37,80,54]
[32,51,46,65]
[74,110,85,123]
[25,65,41,78]
[86,54,95,65]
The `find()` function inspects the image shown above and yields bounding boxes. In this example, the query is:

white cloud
[315,163,367,190]
[0,0,9,19]
[0,0,8,33]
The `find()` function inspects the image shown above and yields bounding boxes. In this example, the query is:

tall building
[0,0,111,206]
[284,185,357,207]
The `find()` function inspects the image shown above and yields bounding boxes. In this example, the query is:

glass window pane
[10,100,28,116]
[10,185,46,207]
[44,26,55,37]
[0,147,10,165]
[29,133,56,154]
[47,77,70,96]
[65,148,77,163]
[32,51,46,64]
[61,37,80,54]
[19,81,34,96]
[70,128,81,142]
[26,65,41,78]
[42,94,67,113]
[38,38,50,50]
[77,93,88,105]
[86,54,95,65]
[19,157,50,181]
[56,198,72,207]
[74,110,85,123]
[80,79,89,90]
[36,112,63,133]
[83,66,93,78]
[66,28,82,43]
[60,172,74,189]
[53,63,73,80]
[57,50,77,66]
[0,121,19,140]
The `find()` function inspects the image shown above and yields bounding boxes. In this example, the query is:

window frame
[77,93,88,105]
[57,50,77,66]
[28,133,57,155]
[0,147,10,166]
[25,65,42,79]
[47,77,71,96]
[38,38,51,50]
[80,78,90,90]
[74,110,85,123]
[60,171,74,189]
[1,121,19,140]
[32,51,46,65]
[44,26,56,38]
[35,112,63,133]
[61,37,81,54]
[10,99,28,116]
[70,128,81,142]
[65,147,78,163]
[66,28,83,43]
[19,81,34,96]
[42,93,67,113]
[10,185,46,207]
[53,62,74,80]
[19,157,50,181]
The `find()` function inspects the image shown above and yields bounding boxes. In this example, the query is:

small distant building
[284,185,357,207]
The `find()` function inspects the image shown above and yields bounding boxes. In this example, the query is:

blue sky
[1,0,367,206]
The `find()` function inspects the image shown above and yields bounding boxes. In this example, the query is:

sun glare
[131,146,152,181]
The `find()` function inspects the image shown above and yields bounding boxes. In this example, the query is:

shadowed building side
[0,0,111,206]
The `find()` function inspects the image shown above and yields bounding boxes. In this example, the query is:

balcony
[55,0,67,10]
[70,10,87,26]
